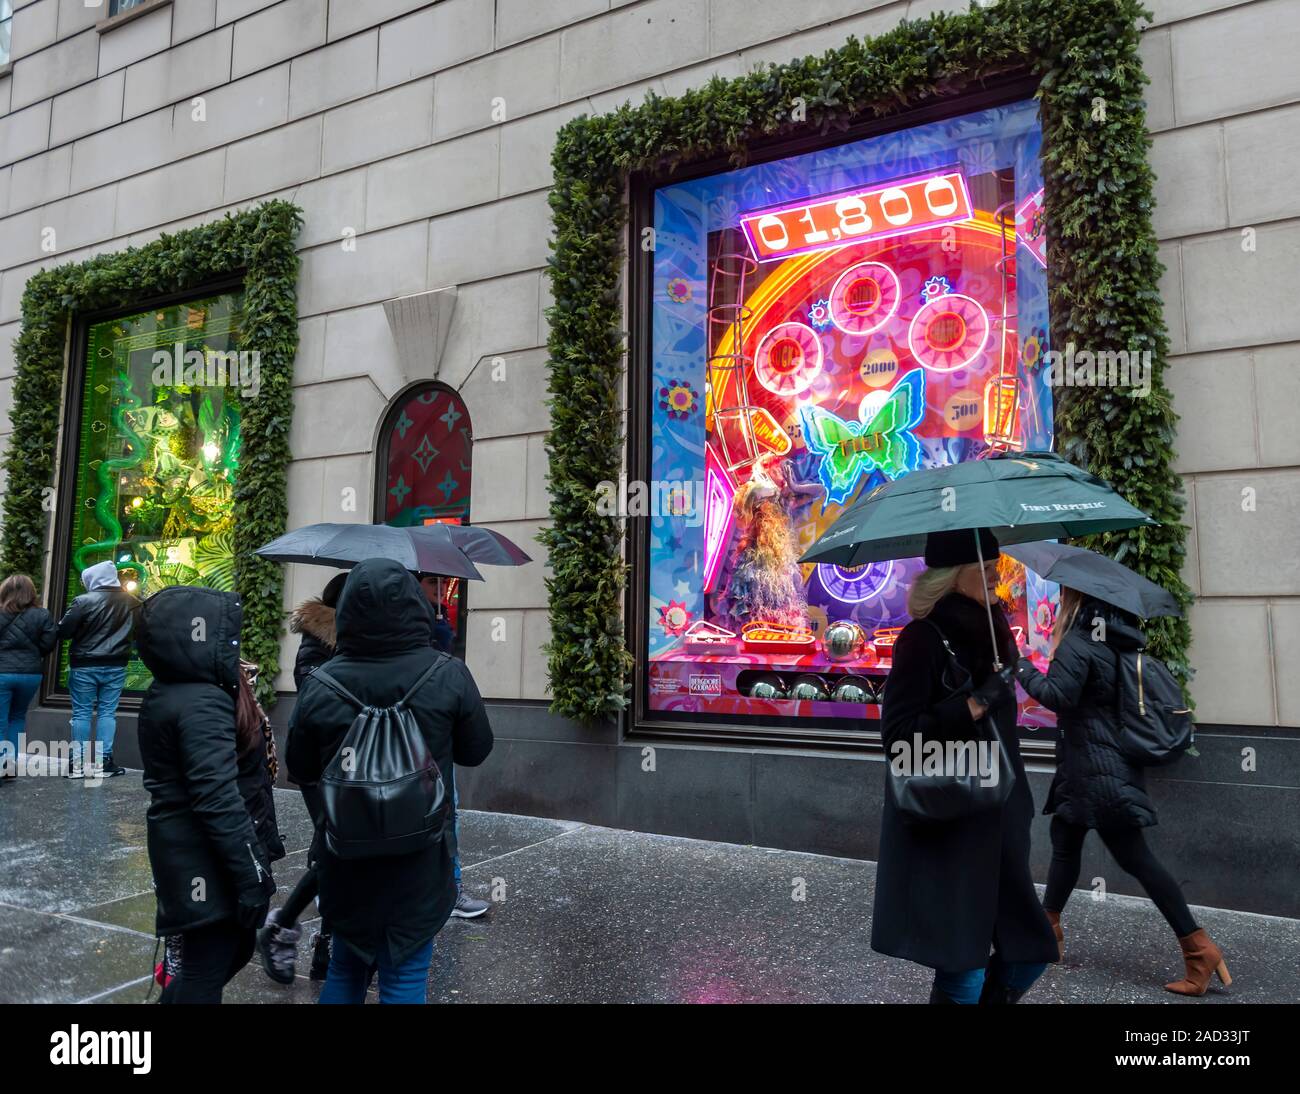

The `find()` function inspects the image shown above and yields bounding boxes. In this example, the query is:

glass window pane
[61,291,246,692]
[645,97,1056,730]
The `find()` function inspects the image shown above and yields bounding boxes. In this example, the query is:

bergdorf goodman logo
[889,734,1001,786]
[151,343,261,397]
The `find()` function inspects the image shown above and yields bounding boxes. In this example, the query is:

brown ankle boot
[1165,928,1231,995]
[1045,909,1064,961]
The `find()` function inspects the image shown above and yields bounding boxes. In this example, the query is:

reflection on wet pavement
[1,772,1297,1003]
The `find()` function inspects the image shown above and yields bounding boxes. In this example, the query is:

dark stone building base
[22,699,1300,919]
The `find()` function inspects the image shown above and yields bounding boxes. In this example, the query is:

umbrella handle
[974,529,1004,672]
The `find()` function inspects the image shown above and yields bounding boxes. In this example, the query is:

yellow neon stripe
[708,213,1016,408]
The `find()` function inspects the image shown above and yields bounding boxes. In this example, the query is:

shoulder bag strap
[919,618,973,695]
[308,667,366,711]
[396,655,446,709]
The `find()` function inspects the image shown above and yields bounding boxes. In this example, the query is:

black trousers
[1044,816,1198,937]
[279,782,327,931]
[159,919,255,1004]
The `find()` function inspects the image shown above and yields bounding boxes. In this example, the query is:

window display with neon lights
[59,292,245,691]
[645,98,1058,729]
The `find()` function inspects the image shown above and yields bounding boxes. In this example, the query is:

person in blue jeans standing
[0,574,58,782]
[57,561,139,779]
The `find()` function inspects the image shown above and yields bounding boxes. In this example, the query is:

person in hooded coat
[872,529,1059,1004]
[256,570,347,985]
[289,571,347,689]
[57,560,140,778]
[287,558,493,1004]
[136,586,281,1004]
[1016,587,1230,996]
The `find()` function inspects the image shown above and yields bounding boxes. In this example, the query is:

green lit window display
[61,291,246,690]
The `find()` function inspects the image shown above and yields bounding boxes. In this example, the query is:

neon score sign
[739,168,974,263]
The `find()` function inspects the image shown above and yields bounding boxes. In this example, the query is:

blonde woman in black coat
[872,529,1058,1004]
[1016,587,1230,996]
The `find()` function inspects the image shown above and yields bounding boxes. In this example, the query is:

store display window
[376,383,473,658]
[643,97,1057,729]
[58,291,246,691]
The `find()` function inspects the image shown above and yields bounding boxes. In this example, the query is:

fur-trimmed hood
[290,598,337,651]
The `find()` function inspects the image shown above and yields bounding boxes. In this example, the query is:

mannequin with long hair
[727,457,807,627]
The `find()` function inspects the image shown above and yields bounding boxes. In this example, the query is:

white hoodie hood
[81,561,120,591]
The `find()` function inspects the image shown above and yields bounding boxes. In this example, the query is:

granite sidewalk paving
[1,771,1295,1004]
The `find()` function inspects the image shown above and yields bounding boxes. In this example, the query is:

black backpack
[1113,648,1194,766]
[311,659,449,860]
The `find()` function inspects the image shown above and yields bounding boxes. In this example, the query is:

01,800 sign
[739,168,974,263]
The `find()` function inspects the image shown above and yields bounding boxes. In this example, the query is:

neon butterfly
[798,367,926,506]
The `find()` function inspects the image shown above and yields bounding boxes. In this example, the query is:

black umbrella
[255,522,530,579]
[799,451,1159,669]
[800,451,1159,567]
[1003,541,1182,619]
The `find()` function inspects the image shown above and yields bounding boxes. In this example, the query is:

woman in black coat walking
[287,559,493,1004]
[872,529,1059,1003]
[136,586,281,1003]
[1016,587,1230,996]
[0,574,57,781]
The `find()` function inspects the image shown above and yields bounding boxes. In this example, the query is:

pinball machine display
[645,97,1059,730]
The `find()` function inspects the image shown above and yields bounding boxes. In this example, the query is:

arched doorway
[375,383,472,659]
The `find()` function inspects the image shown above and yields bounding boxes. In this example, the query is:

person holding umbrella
[872,528,1059,1003]
[1007,543,1231,997]
[801,451,1166,1002]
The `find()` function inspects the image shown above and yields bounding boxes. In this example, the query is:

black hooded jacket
[289,597,337,690]
[287,559,494,966]
[1017,599,1156,829]
[136,587,279,936]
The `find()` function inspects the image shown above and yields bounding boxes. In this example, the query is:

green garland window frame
[543,0,1191,728]
[1,200,302,706]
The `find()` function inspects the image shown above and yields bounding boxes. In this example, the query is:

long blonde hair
[906,565,961,619]
[1050,586,1085,653]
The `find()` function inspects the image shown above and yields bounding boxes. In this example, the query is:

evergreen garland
[543,0,1189,723]
[0,200,302,705]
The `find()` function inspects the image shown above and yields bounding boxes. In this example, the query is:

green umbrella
[800,451,1158,567]
[799,451,1159,669]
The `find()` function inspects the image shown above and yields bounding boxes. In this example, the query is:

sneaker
[256,910,300,985]
[100,756,127,778]
[65,758,85,779]
[450,887,490,919]
[309,930,331,981]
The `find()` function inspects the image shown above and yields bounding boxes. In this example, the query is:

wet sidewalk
[1,770,1296,1004]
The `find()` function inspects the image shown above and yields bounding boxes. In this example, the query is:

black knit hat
[923,528,1000,568]
[321,571,348,608]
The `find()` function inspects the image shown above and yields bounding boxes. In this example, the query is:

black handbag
[885,620,1017,824]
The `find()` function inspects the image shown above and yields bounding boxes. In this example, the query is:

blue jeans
[68,666,126,764]
[933,961,1048,1005]
[318,939,434,1005]
[450,774,461,885]
[0,673,42,767]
